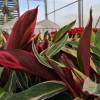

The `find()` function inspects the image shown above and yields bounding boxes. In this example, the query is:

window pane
[83,0,100,28]
[47,0,78,27]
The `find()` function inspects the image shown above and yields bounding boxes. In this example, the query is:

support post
[44,0,48,20]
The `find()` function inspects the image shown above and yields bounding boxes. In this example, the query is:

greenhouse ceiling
[0,0,100,28]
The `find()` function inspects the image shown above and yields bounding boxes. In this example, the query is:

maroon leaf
[47,57,77,97]
[61,54,83,95]
[61,54,76,68]
[61,54,85,84]
[63,68,83,96]
[6,7,38,49]
[0,49,59,80]
[77,9,92,76]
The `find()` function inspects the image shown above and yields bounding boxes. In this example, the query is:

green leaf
[16,71,29,90]
[91,46,100,57]
[90,58,98,73]
[6,81,66,100]
[4,71,16,93]
[32,39,51,68]
[0,92,10,100]
[91,53,100,74]
[67,41,79,48]
[51,59,65,68]
[0,67,4,78]
[53,20,76,42]
[73,34,80,41]
[94,31,100,48]
[61,47,77,57]
[72,68,87,81]
[0,88,6,98]
[83,78,100,96]
[47,57,66,79]
[90,46,100,74]
[46,35,68,57]
[0,87,10,100]
[44,31,48,39]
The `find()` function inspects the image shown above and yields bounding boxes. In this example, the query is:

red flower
[68,27,98,36]
[68,27,84,35]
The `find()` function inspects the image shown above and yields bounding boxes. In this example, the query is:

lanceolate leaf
[6,7,38,49]
[53,20,76,43]
[32,39,52,68]
[0,49,59,80]
[46,35,68,57]
[77,9,92,76]
[6,81,66,100]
